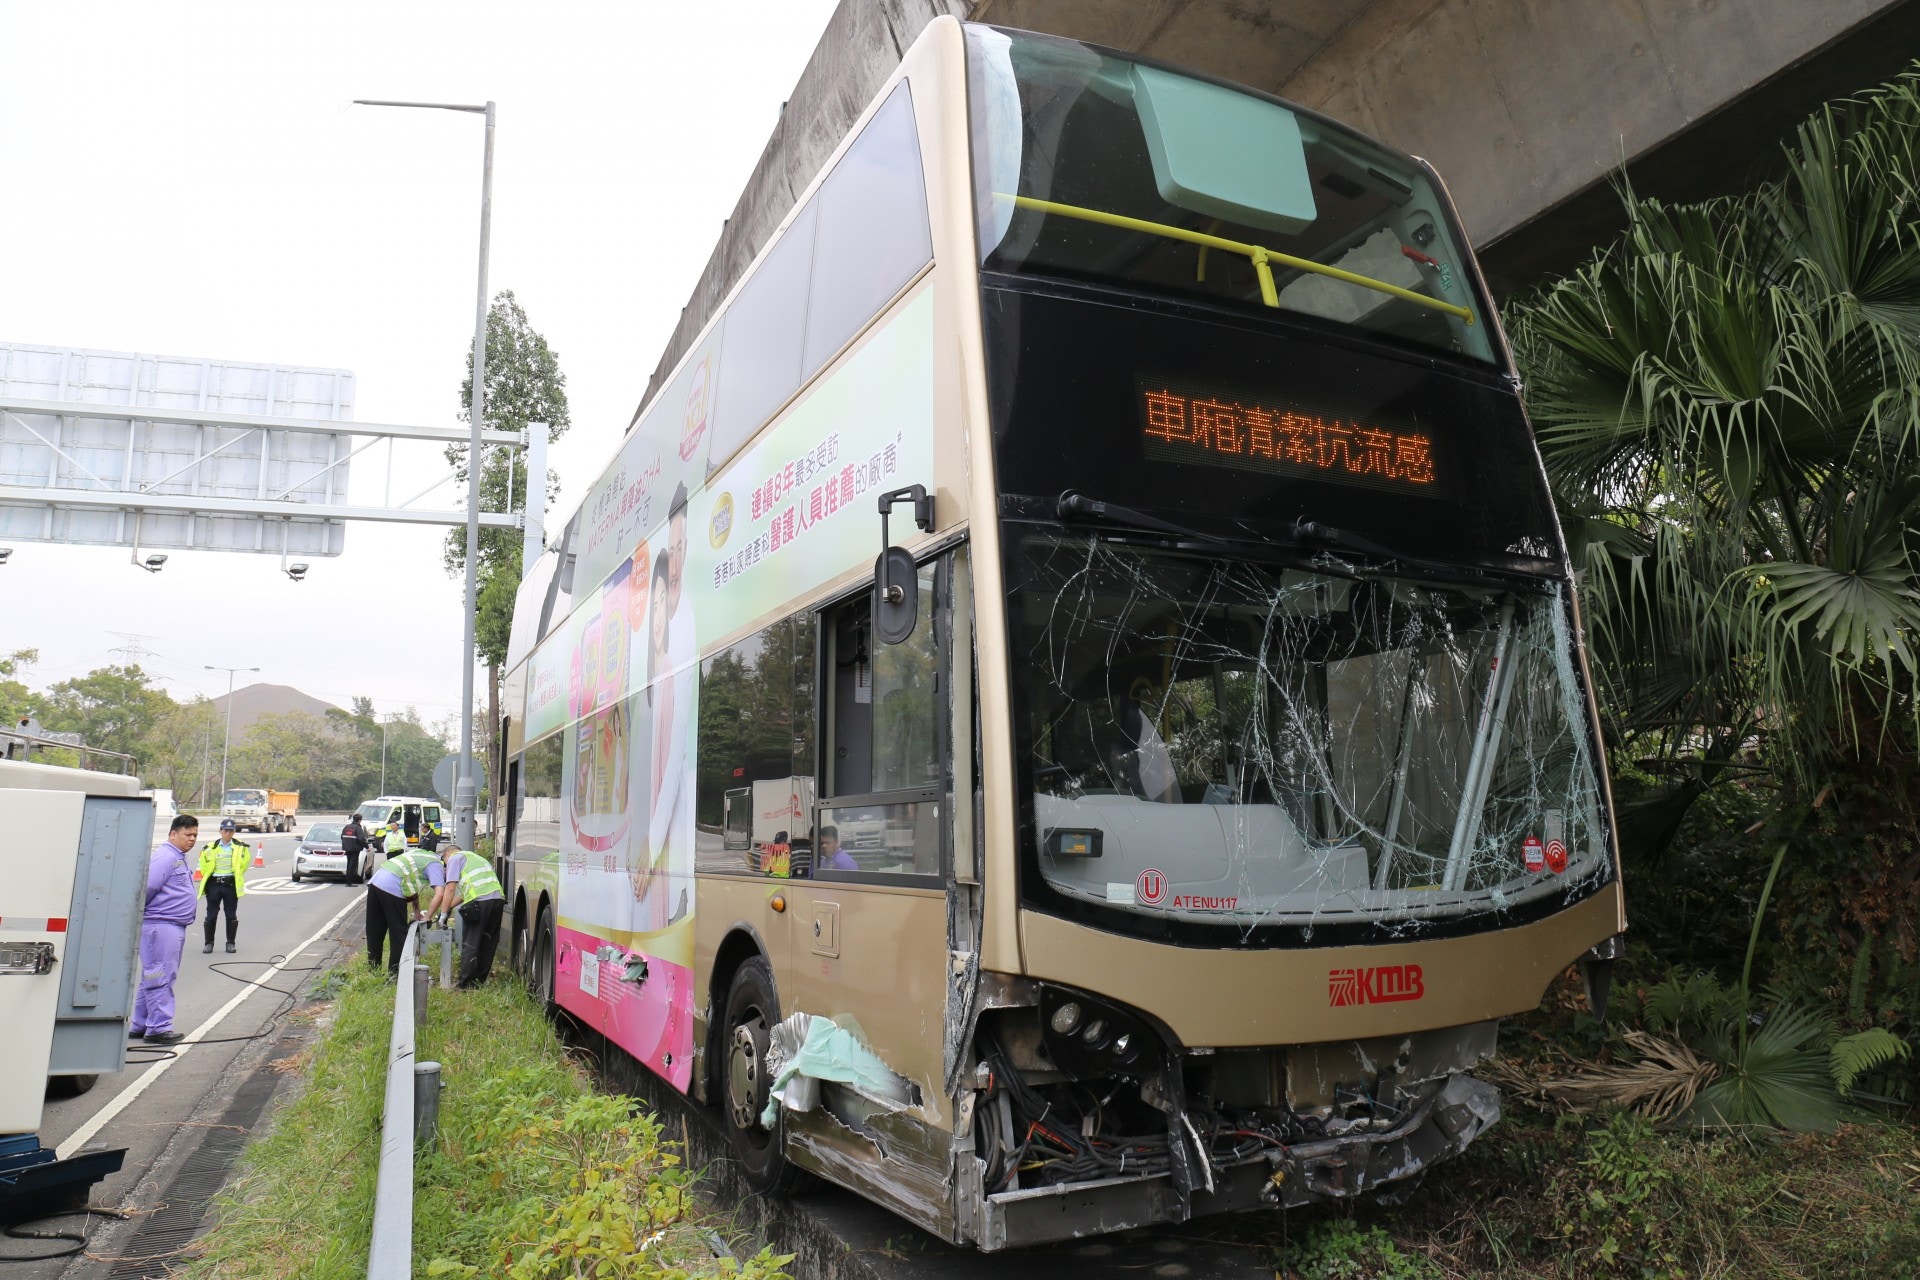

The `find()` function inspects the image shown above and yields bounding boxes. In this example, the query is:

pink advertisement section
[554,924,695,1093]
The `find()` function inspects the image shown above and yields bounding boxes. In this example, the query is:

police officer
[197,818,248,954]
[340,811,367,886]
[382,812,408,864]
[428,845,505,988]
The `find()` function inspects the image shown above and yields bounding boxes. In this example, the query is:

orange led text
[1142,390,1435,486]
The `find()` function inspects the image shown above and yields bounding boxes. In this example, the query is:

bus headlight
[1038,986,1165,1081]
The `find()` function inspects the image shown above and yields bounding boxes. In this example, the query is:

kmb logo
[1328,964,1425,1007]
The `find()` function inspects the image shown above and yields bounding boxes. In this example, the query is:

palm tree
[1506,68,1920,1121]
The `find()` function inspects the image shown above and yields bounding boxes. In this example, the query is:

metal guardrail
[2,723,138,773]
[368,925,421,1277]
[368,917,460,1277]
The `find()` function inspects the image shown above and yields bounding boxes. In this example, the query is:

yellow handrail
[999,193,1474,326]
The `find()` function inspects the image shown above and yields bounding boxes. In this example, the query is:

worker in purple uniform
[131,814,199,1045]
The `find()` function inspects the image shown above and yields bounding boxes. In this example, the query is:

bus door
[780,556,953,1197]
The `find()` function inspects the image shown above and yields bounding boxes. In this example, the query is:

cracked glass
[1010,533,1610,939]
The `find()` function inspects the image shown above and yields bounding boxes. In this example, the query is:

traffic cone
[253,844,266,868]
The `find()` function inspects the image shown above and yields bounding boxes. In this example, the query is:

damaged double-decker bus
[494,16,1625,1250]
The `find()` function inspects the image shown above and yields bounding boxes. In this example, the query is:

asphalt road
[6,813,366,1276]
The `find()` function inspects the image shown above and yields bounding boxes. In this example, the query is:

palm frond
[1689,1004,1847,1132]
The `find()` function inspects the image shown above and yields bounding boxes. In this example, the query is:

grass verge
[1257,971,1920,1279]
[189,963,791,1279]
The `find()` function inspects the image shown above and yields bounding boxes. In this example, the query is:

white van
[351,795,443,859]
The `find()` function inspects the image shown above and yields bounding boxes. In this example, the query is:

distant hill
[209,683,343,734]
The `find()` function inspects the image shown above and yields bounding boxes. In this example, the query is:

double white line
[56,895,361,1161]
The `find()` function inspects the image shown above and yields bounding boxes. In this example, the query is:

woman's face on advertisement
[650,578,670,657]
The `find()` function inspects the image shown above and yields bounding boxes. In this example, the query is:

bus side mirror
[874,484,933,646]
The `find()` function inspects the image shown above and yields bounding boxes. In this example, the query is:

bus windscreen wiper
[1056,491,1241,550]
[1287,518,1515,581]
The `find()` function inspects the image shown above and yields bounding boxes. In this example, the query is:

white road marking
[244,876,328,895]
[55,894,361,1161]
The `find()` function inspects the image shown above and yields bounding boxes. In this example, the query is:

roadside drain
[103,1028,306,1277]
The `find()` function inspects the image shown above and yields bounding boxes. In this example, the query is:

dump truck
[221,787,299,833]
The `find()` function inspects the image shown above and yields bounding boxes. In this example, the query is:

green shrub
[1275,1221,1438,1280]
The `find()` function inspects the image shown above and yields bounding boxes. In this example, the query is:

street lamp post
[379,716,395,794]
[204,664,259,810]
[354,96,494,850]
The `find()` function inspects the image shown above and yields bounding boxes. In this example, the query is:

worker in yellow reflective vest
[427,845,505,988]
[196,818,249,954]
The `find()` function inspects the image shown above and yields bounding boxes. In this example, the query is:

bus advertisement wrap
[548,536,700,1090]
[530,288,934,1095]
[691,288,934,648]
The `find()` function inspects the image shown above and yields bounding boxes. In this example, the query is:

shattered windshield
[1009,534,1610,941]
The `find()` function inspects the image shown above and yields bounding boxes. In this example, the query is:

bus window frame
[809,548,954,890]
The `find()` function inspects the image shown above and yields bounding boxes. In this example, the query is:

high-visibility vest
[384,850,438,899]
[195,842,250,897]
[447,851,503,904]
[384,826,408,855]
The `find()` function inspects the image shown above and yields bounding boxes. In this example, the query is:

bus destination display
[1140,386,1437,491]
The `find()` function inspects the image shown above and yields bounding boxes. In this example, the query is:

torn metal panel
[762,1012,919,1127]
[1285,1019,1499,1111]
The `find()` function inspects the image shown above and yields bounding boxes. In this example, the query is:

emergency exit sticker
[1522,836,1545,873]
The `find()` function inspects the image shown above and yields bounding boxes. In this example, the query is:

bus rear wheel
[529,907,556,1011]
[720,957,808,1194]
[509,900,529,975]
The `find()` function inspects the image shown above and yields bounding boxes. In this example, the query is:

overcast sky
[0,0,841,723]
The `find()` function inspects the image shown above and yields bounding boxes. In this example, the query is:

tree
[143,697,220,806]
[0,649,37,727]
[1509,68,1920,1100]
[446,288,572,660]
[446,290,572,809]
[35,664,175,762]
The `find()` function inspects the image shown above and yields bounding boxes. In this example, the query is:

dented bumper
[971,1073,1500,1251]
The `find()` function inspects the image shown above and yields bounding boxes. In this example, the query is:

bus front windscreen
[967,25,1495,364]
[1010,534,1611,942]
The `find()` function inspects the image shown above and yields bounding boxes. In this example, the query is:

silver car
[292,822,352,883]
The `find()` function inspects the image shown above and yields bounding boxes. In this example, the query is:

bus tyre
[530,907,556,1010]
[509,901,528,975]
[720,958,808,1194]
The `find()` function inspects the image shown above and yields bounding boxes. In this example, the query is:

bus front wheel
[720,958,808,1194]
